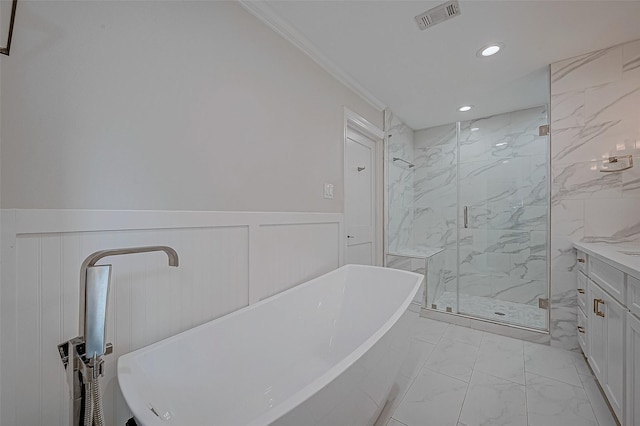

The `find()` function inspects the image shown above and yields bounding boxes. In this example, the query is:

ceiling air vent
[415,0,461,30]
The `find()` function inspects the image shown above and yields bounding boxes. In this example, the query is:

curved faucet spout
[81,245,179,269]
[79,245,180,357]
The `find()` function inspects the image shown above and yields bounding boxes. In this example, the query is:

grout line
[455,332,482,424]
[389,334,443,421]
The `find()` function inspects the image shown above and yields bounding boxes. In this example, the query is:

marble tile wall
[386,110,415,254]
[413,124,458,296]
[410,107,548,315]
[426,250,446,308]
[550,38,640,350]
[386,251,445,308]
[386,254,425,305]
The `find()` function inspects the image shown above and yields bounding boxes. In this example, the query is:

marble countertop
[573,242,640,280]
[387,246,444,259]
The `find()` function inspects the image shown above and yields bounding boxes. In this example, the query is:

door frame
[343,107,384,266]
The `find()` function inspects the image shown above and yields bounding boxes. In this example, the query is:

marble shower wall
[413,124,458,296]
[411,107,549,313]
[550,38,640,350]
[386,110,416,253]
[457,106,549,311]
[386,250,445,308]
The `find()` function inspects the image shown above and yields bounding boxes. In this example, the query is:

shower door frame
[451,109,551,333]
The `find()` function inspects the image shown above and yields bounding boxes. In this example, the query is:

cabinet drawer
[576,249,587,274]
[577,271,587,312]
[628,275,640,318]
[577,306,588,355]
[589,256,625,305]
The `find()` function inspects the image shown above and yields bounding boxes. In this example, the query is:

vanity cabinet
[574,243,640,425]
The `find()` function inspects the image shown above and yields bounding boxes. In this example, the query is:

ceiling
[254,0,640,130]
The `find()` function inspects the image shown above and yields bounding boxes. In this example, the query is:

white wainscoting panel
[0,210,343,426]
[254,222,342,302]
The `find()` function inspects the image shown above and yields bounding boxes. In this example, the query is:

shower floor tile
[433,291,547,330]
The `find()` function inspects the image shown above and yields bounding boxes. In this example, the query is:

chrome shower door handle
[463,206,468,229]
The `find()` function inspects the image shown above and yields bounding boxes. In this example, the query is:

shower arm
[392,157,415,168]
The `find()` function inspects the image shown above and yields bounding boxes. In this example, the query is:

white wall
[0,1,382,424]
[0,0,381,211]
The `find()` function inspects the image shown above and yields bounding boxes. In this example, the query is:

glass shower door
[456,106,549,330]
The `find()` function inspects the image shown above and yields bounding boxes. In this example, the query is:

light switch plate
[323,183,334,199]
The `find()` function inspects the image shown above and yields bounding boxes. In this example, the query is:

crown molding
[238,0,386,112]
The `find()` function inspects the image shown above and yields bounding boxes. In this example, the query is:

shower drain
[494,311,506,316]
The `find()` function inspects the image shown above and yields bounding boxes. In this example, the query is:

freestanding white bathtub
[118,265,423,426]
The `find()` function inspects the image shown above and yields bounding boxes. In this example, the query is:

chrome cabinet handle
[347,235,355,239]
[577,326,585,333]
[577,289,585,294]
[463,206,468,229]
[357,166,365,172]
[594,298,605,317]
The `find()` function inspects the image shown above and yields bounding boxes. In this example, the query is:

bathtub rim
[117,264,424,426]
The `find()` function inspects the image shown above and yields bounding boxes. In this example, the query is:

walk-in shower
[386,105,550,331]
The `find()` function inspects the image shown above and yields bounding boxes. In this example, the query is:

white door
[345,129,376,265]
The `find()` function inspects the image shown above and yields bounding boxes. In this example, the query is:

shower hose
[83,376,105,426]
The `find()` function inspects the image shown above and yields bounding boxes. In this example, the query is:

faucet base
[58,337,112,426]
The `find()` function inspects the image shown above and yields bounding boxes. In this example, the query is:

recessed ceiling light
[458,105,472,112]
[477,43,504,58]
[471,127,480,132]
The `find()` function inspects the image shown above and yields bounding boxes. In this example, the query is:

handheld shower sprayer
[58,246,179,426]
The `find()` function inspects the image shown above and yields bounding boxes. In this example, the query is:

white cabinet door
[627,312,640,426]
[589,281,625,423]
[588,282,605,379]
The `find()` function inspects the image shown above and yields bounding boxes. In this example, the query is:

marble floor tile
[393,369,467,426]
[473,333,525,384]
[409,317,449,344]
[458,370,527,426]
[524,341,582,386]
[442,323,485,347]
[376,373,413,426]
[573,353,594,377]
[399,339,436,379]
[388,318,616,426]
[579,374,618,426]
[424,338,479,382]
[525,372,597,426]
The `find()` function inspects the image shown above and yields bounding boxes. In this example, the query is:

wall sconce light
[0,0,17,56]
